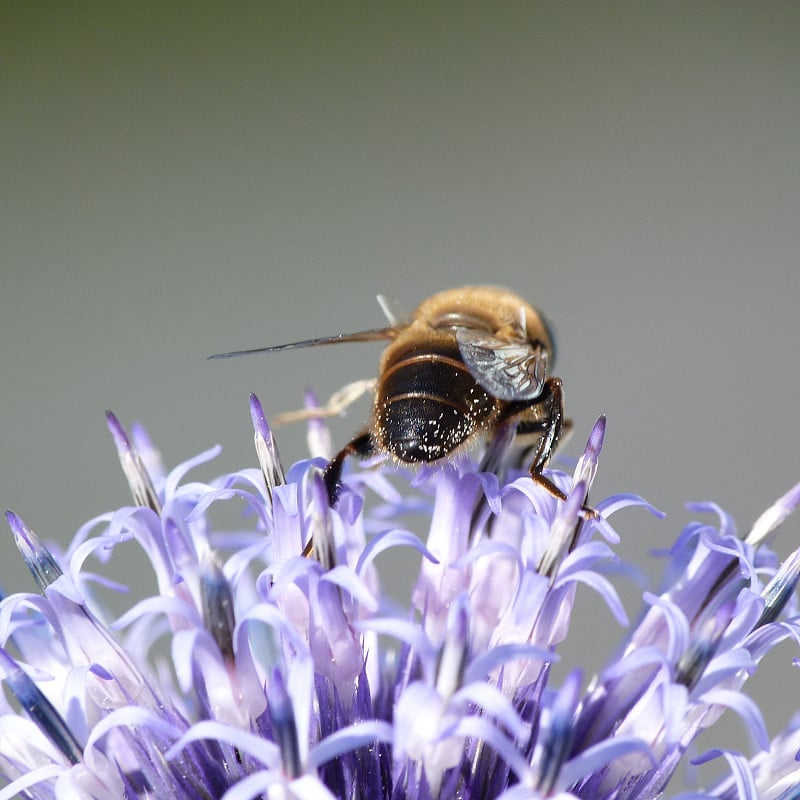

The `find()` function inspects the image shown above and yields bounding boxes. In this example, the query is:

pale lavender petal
[561,736,655,787]
[685,502,738,539]
[65,532,135,590]
[660,680,690,744]
[267,555,319,600]
[130,422,166,485]
[692,648,757,697]
[698,689,770,751]
[747,478,800,547]
[553,568,629,626]
[67,512,114,555]
[596,493,666,520]
[163,444,223,498]
[302,387,333,461]
[321,566,377,612]
[0,763,64,800]
[445,715,531,782]
[642,592,691,663]
[557,540,619,575]
[85,705,182,754]
[465,642,555,682]
[537,480,586,577]
[358,618,435,670]
[219,770,283,800]
[601,646,671,681]
[692,749,758,799]
[112,594,200,631]
[453,682,528,740]
[493,787,542,800]
[165,720,280,767]
[308,720,393,768]
[355,528,438,577]
[221,772,338,800]
[186,486,269,526]
[744,620,800,664]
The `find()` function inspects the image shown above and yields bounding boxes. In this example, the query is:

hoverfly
[211,286,575,511]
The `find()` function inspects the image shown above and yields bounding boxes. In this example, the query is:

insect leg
[322,430,375,506]
[471,390,567,541]
[272,379,376,426]
[526,377,565,479]
[512,379,597,520]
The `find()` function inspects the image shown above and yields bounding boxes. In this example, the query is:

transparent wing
[456,327,548,401]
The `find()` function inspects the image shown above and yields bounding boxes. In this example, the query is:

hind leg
[301,430,376,558]
[322,430,376,506]
[501,379,597,519]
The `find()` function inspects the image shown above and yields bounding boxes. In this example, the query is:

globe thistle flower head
[1,401,800,799]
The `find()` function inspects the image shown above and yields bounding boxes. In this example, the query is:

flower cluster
[2,395,800,799]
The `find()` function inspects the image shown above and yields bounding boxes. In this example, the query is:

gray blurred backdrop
[2,2,799,782]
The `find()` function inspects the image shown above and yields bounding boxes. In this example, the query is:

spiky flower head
[2,397,800,799]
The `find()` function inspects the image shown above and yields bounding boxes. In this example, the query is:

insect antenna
[208,327,397,360]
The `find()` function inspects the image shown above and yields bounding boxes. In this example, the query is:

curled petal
[355,528,438,577]
[698,688,770,751]
[0,763,64,800]
[554,569,629,626]
[691,748,758,799]
[444,715,532,783]
[596,493,665,520]
[308,720,394,768]
[163,445,223,498]
[466,642,555,683]
[560,736,656,788]
[452,681,528,740]
[166,720,280,768]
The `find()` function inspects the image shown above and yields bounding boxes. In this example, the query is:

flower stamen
[0,647,83,765]
[105,410,161,513]
[250,393,286,501]
[6,510,63,591]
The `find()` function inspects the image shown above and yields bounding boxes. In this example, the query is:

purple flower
[2,399,800,798]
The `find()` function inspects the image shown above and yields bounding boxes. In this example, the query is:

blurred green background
[2,2,799,786]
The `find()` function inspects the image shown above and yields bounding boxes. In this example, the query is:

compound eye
[456,327,548,401]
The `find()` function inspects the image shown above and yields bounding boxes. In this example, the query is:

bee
[210,285,576,512]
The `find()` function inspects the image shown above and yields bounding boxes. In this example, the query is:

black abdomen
[375,343,493,463]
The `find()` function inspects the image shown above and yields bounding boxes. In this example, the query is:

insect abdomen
[375,343,493,463]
